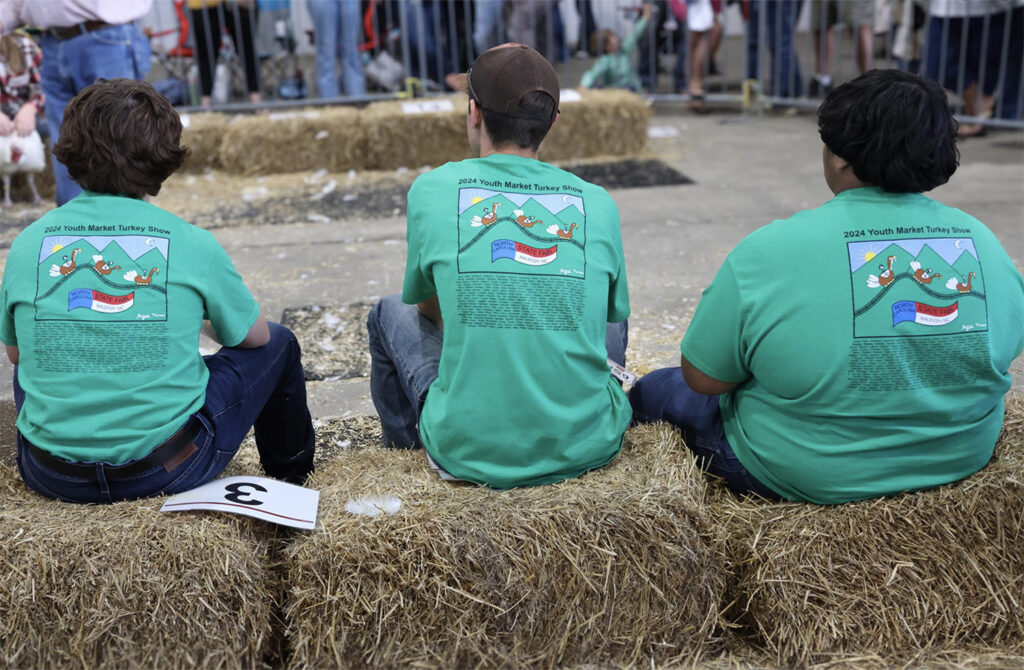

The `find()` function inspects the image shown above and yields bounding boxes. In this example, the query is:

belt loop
[95,464,113,502]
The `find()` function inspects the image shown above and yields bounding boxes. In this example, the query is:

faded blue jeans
[746,0,804,99]
[39,23,151,206]
[628,367,782,500]
[15,323,315,503]
[367,294,628,449]
[307,0,366,97]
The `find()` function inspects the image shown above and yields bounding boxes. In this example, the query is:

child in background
[580,4,652,91]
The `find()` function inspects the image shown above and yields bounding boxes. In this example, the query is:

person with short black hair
[628,69,1024,505]
[367,44,632,488]
[0,79,315,503]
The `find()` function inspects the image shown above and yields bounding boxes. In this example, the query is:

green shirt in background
[403,153,631,488]
[681,187,1024,504]
[580,16,649,91]
[0,192,260,464]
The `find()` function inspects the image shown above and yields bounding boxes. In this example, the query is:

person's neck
[479,138,539,161]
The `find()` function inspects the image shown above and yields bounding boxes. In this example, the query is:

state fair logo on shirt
[35,235,169,323]
[455,187,587,279]
[847,236,987,338]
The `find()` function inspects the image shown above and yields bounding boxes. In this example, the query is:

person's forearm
[417,295,443,330]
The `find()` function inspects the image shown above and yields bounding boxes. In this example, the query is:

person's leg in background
[473,0,505,57]
[367,295,443,449]
[39,25,150,206]
[222,3,263,103]
[339,0,367,95]
[764,0,803,99]
[191,6,224,106]
[308,0,341,98]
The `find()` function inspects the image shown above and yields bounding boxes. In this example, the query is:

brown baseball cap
[453,44,559,121]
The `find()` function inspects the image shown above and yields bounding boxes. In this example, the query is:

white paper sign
[401,99,455,115]
[160,476,320,530]
[560,89,583,103]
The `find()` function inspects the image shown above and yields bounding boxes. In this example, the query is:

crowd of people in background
[0,0,1022,198]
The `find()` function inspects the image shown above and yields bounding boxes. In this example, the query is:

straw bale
[361,95,474,171]
[180,112,229,173]
[0,450,277,670]
[286,419,725,668]
[714,394,1024,666]
[541,89,651,163]
[219,108,365,176]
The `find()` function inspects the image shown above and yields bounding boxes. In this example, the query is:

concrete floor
[0,106,1021,432]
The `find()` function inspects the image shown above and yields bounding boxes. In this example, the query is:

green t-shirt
[681,187,1024,504]
[0,192,260,464]
[403,153,632,488]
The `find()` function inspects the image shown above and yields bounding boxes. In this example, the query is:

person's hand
[642,3,653,21]
[0,112,13,136]
[13,104,36,137]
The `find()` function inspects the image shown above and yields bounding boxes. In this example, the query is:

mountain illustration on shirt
[35,235,170,322]
[456,188,587,278]
[847,237,987,338]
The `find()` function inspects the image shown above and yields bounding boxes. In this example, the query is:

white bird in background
[0,130,45,207]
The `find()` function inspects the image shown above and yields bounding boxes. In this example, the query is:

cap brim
[445,72,469,95]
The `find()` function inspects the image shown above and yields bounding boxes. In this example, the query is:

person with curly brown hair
[0,79,315,503]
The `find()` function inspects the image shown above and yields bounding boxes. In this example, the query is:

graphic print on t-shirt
[848,237,986,337]
[456,188,586,278]
[35,235,169,322]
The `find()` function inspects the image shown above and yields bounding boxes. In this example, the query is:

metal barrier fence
[143,1,1023,128]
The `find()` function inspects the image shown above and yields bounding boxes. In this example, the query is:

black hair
[53,78,189,198]
[480,91,556,151]
[818,69,959,193]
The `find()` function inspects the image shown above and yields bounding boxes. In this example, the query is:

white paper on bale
[401,99,455,114]
[160,476,320,530]
[559,89,583,103]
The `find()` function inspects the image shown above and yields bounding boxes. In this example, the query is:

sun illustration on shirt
[51,243,65,254]
[471,196,483,205]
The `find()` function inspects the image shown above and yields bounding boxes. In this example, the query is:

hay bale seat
[0,448,278,669]
[713,394,1024,667]
[540,88,651,163]
[286,419,725,668]
[218,107,365,176]
[200,90,649,177]
[180,112,229,173]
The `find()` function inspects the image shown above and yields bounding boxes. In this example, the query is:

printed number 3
[224,482,267,506]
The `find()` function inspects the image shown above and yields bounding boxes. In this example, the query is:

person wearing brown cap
[367,44,632,488]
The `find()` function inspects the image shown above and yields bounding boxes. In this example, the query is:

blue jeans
[39,24,151,206]
[473,0,506,56]
[746,0,804,99]
[628,367,781,500]
[15,323,315,503]
[367,294,629,449]
[307,0,366,97]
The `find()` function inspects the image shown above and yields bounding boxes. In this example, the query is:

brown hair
[52,79,190,198]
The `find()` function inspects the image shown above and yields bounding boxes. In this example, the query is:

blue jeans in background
[16,323,315,503]
[307,0,366,97]
[367,294,628,449]
[39,24,151,206]
[746,0,804,99]
[627,367,781,500]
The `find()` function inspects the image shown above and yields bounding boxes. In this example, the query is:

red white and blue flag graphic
[892,300,958,327]
[68,288,135,314]
[491,239,557,266]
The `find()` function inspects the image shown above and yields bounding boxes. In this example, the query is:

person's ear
[468,99,483,129]
[549,110,560,132]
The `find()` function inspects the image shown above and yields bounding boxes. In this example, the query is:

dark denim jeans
[15,322,314,503]
[39,24,151,206]
[628,366,781,500]
[367,293,628,450]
